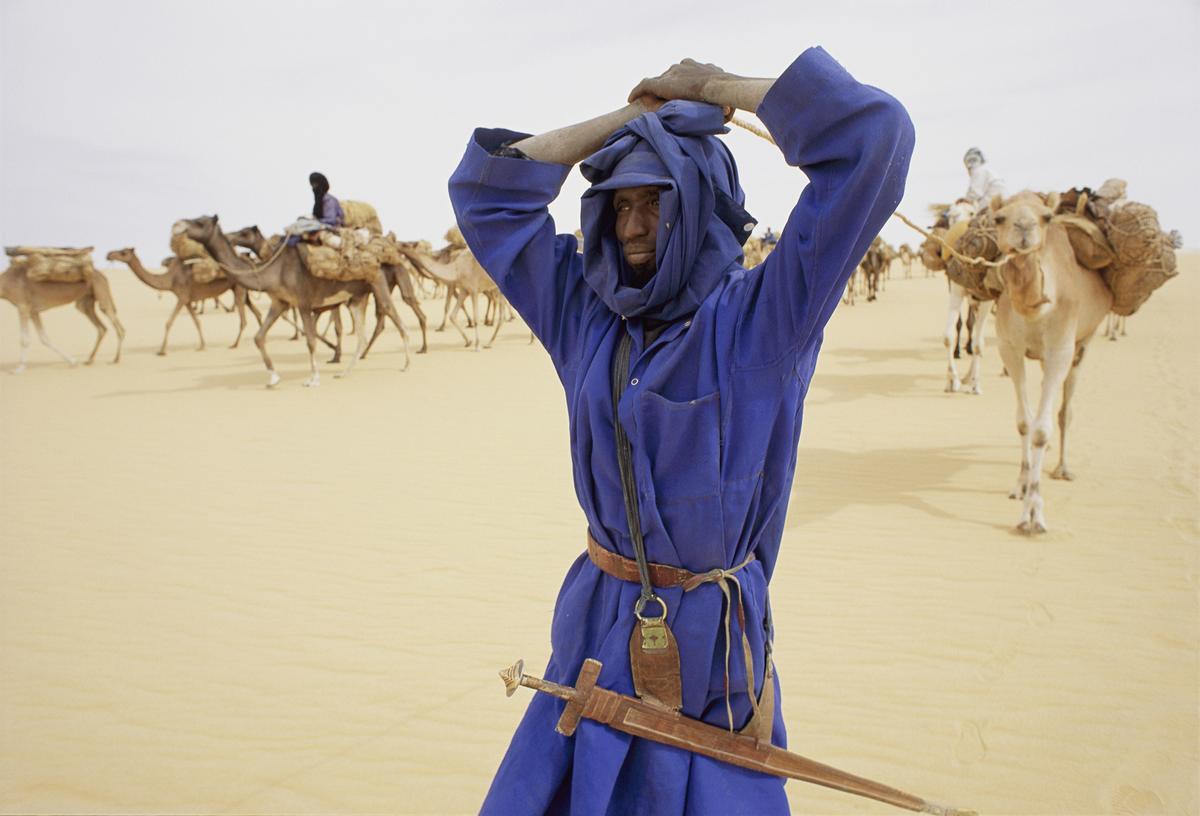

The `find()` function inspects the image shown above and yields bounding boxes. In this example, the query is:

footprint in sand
[977,640,1019,683]
[954,720,987,765]
[1108,784,1166,815]
[1026,601,1054,627]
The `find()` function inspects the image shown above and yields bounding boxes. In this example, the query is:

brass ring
[634,594,668,621]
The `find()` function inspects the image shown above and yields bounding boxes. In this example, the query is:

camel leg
[230,286,262,348]
[328,309,344,364]
[290,306,301,341]
[362,301,388,360]
[255,299,289,388]
[944,284,964,392]
[1019,343,1074,534]
[370,278,412,372]
[301,309,321,388]
[1051,346,1086,481]
[485,296,505,349]
[446,289,471,347]
[403,293,428,354]
[185,301,206,351]
[30,312,76,366]
[12,311,32,373]
[965,299,989,395]
[335,297,371,379]
[159,298,188,356]
[469,291,481,351]
[997,336,1032,503]
[438,285,455,332]
[75,297,107,365]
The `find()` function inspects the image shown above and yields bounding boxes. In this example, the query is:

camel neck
[125,254,172,290]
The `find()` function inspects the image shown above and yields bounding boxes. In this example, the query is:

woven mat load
[945,212,1004,301]
[1101,202,1178,316]
[920,230,947,272]
[444,225,467,249]
[9,249,96,283]
[342,200,383,236]
[298,229,386,282]
[170,223,225,283]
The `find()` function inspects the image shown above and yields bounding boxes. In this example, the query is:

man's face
[613,185,662,286]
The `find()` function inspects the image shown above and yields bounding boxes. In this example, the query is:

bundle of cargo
[1053,180,1179,315]
[342,200,383,236]
[5,245,95,283]
[298,228,388,282]
[169,222,224,284]
[944,211,1004,301]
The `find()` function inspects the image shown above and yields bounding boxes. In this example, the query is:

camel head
[226,225,264,250]
[106,247,136,264]
[990,191,1058,255]
[179,215,220,244]
[947,198,977,226]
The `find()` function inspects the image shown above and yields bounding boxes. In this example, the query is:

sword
[500,658,976,816]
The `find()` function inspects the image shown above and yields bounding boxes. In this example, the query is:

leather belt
[586,532,768,735]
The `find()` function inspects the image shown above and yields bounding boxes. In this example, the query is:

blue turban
[580,101,754,322]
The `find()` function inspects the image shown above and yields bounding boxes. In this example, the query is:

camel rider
[762,225,778,246]
[309,171,345,228]
[962,147,1005,211]
[450,49,912,814]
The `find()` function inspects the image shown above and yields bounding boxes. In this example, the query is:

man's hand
[627,59,728,105]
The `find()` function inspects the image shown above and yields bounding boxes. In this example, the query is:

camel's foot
[196,345,206,352]
[66,357,79,367]
[1107,333,1117,342]
[968,381,982,396]
[945,378,961,394]
[156,349,167,357]
[10,365,25,375]
[327,355,341,364]
[229,342,240,349]
[1017,519,1048,535]
[303,374,321,388]
[1050,465,1075,481]
[266,370,281,389]
[417,346,428,354]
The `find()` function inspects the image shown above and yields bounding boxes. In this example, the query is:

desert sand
[1,256,1196,815]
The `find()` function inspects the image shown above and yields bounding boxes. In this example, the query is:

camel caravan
[2,195,551,385]
[918,179,1182,532]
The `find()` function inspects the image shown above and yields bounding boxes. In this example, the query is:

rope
[729,113,1035,269]
[730,115,775,144]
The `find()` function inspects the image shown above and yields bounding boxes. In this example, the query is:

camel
[1,253,125,372]
[396,241,503,350]
[942,200,990,395]
[106,248,263,354]
[990,191,1112,533]
[859,236,889,302]
[179,216,411,387]
[898,243,915,278]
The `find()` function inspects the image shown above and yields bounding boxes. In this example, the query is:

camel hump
[342,200,383,236]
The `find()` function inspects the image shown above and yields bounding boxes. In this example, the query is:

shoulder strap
[611,327,656,606]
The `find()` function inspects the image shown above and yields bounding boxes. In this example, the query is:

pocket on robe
[636,390,722,504]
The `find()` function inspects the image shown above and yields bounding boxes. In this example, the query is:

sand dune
[1,257,1196,815]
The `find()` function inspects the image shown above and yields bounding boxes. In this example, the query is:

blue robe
[449,47,914,816]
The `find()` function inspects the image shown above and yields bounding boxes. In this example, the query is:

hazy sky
[2,0,1197,260]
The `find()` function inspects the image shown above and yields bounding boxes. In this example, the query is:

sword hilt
[498,658,578,703]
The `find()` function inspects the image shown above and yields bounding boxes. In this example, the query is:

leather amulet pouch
[629,594,682,711]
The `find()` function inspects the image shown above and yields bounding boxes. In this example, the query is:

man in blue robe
[450,49,913,815]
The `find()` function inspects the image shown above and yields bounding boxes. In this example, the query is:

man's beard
[628,260,656,288]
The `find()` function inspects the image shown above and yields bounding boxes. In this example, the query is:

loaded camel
[897,243,915,278]
[942,199,990,394]
[990,191,1112,533]
[106,247,263,354]
[396,240,504,350]
[179,215,411,387]
[1,250,125,373]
